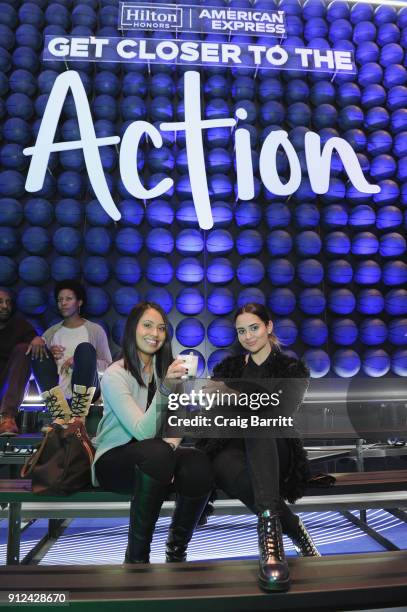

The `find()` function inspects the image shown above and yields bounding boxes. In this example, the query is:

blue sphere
[266,203,291,229]
[207,288,235,315]
[0,170,25,197]
[327,259,353,284]
[333,349,361,377]
[325,231,351,255]
[144,288,173,314]
[299,288,326,315]
[237,259,265,285]
[267,259,295,286]
[114,257,141,285]
[86,200,113,227]
[362,349,390,377]
[301,318,328,346]
[207,318,236,348]
[385,289,407,315]
[328,289,356,315]
[388,319,407,346]
[119,200,145,227]
[295,231,321,256]
[360,318,388,345]
[234,202,261,228]
[237,288,266,308]
[206,229,233,255]
[84,257,110,286]
[52,227,81,255]
[206,257,234,285]
[297,259,324,286]
[86,287,110,316]
[176,318,205,348]
[51,256,80,281]
[55,199,83,227]
[176,288,204,315]
[352,232,379,256]
[354,258,382,285]
[295,203,320,228]
[380,233,406,257]
[331,318,358,345]
[266,230,292,256]
[19,256,49,286]
[177,258,204,284]
[268,288,296,315]
[0,198,23,226]
[274,318,298,346]
[235,230,263,256]
[21,226,49,255]
[146,200,173,227]
[17,287,46,316]
[113,287,140,316]
[174,229,203,255]
[303,349,330,378]
[85,227,112,255]
[357,289,384,315]
[349,205,376,228]
[391,349,407,376]
[115,228,143,255]
[146,228,174,255]
[146,257,173,285]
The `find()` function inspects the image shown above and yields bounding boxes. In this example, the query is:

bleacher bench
[1,470,407,565]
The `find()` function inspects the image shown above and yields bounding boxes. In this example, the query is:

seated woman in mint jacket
[92,301,213,564]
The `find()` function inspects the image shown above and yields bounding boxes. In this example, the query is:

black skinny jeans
[212,437,300,532]
[32,342,100,400]
[95,438,214,499]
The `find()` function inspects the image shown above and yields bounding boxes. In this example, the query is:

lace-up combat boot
[41,386,70,427]
[70,385,96,422]
[289,518,321,557]
[257,510,290,592]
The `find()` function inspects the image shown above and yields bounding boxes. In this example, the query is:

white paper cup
[178,353,198,378]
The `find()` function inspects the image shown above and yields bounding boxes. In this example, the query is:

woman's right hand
[50,344,65,360]
[166,358,188,379]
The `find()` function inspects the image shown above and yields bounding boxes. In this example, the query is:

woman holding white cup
[93,302,213,563]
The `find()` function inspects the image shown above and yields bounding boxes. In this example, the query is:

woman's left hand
[60,357,74,375]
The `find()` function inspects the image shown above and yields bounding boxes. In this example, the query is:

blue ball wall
[2,0,407,377]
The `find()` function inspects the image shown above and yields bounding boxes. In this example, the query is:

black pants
[212,438,300,533]
[32,343,100,400]
[95,438,214,498]
[0,343,32,418]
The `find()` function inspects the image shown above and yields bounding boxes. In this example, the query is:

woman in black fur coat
[197,303,320,592]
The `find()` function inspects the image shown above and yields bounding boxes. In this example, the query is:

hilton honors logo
[120,3,183,30]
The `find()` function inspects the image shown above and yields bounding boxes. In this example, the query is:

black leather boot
[124,466,168,564]
[165,492,211,562]
[289,518,321,557]
[257,510,290,592]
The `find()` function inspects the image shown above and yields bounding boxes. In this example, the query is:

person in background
[0,288,46,436]
[93,301,213,564]
[32,280,112,426]
[197,303,319,592]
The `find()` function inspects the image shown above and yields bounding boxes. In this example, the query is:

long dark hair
[234,302,280,349]
[122,301,173,387]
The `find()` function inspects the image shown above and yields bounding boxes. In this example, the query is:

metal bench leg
[7,502,22,565]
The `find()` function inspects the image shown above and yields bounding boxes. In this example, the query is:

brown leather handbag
[21,421,95,495]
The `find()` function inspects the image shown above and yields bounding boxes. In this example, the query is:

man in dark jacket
[0,288,46,435]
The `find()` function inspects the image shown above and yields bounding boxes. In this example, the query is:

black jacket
[196,350,311,503]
